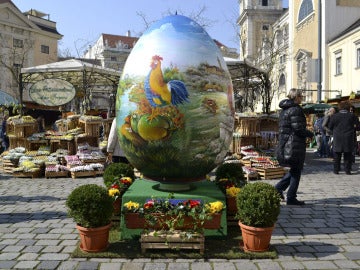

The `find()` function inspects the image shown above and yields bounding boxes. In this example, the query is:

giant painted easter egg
[116,15,234,183]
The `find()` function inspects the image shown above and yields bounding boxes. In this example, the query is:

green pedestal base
[120,179,227,240]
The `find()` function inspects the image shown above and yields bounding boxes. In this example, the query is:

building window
[335,56,342,75]
[110,56,117,61]
[13,63,22,81]
[298,0,313,22]
[280,54,286,64]
[261,0,268,6]
[262,24,270,31]
[41,45,49,54]
[357,47,360,68]
[279,74,286,87]
[13,38,23,48]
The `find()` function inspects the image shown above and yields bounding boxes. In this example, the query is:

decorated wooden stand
[120,179,227,240]
[140,230,205,254]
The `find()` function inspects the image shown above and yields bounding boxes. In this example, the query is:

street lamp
[317,0,322,103]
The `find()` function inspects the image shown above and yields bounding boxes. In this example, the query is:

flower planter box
[140,230,204,254]
[71,171,96,179]
[45,171,69,178]
[124,213,221,230]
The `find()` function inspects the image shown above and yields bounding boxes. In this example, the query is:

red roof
[102,33,138,49]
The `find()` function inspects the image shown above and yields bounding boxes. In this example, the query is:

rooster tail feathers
[168,80,189,105]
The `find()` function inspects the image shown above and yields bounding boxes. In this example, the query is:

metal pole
[317,0,322,103]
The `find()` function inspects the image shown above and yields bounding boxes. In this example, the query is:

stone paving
[0,149,359,270]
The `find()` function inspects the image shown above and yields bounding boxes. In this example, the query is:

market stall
[1,114,107,178]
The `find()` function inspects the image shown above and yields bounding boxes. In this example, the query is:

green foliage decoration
[103,163,135,189]
[236,182,281,228]
[66,184,114,228]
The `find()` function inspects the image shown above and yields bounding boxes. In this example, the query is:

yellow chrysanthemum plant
[108,176,133,202]
[205,201,225,214]
[226,186,241,198]
[123,201,140,213]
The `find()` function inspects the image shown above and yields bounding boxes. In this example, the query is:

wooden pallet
[45,171,69,178]
[140,231,204,254]
[71,170,96,179]
[255,167,285,180]
[95,170,104,176]
[13,170,41,179]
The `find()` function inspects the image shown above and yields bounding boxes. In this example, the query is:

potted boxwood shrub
[236,182,281,252]
[66,184,114,252]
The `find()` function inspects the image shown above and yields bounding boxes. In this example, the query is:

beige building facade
[289,0,360,104]
[238,0,360,111]
[328,19,360,105]
[0,0,62,101]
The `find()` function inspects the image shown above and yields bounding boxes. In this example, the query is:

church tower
[238,0,284,62]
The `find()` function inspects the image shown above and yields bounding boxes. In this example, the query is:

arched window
[298,0,313,22]
[279,74,286,87]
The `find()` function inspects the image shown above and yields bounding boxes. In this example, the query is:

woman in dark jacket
[328,101,359,175]
[275,88,313,205]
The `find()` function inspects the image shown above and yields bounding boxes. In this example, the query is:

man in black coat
[275,88,313,205]
[328,101,359,175]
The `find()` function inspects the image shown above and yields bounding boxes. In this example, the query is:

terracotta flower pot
[226,196,237,215]
[238,221,274,252]
[113,198,122,215]
[203,213,222,229]
[124,213,145,229]
[76,223,111,252]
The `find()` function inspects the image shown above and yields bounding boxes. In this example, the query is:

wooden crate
[75,136,99,148]
[45,171,69,178]
[71,170,96,179]
[234,117,260,137]
[232,136,261,154]
[8,136,28,149]
[78,119,102,137]
[2,159,18,174]
[140,231,204,254]
[27,140,49,151]
[255,167,285,180]
[13,170,41,179]
[244,172,259,181]
[14,123,35,137]
[102,118,114,140]
[94,170,104,176]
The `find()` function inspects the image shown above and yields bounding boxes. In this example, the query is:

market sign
[29,79,75,106]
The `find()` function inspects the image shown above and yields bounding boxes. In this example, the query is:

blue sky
[12,0,289,56]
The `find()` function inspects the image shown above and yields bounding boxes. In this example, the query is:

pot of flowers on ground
[108,177,133,216]
[236,182,281,252]
[66,184,114,252]
[103,163,135,216]
[122,194,224,233]
[214,162,246,218]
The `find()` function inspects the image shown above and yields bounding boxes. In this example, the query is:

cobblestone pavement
[0,149,359,270]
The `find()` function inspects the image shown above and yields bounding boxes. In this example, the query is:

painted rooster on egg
[145,55,189,114]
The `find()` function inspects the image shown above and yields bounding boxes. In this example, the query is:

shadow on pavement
[0,211,67,224]
[0,195,62,204]
[273,241,339,258]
